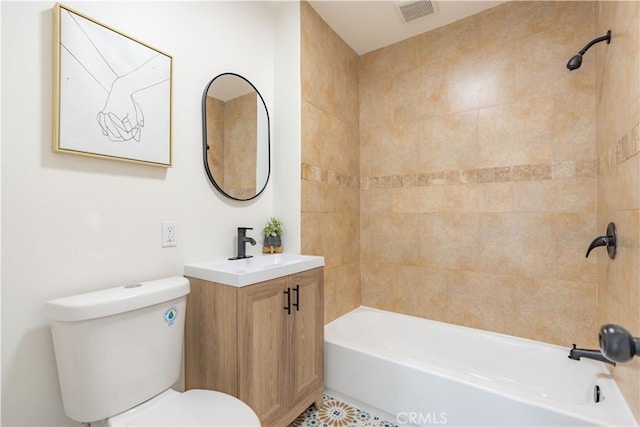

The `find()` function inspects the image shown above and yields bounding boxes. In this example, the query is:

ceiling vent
[395,0,437,23]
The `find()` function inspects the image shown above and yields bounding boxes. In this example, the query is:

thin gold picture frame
[52,3,173,167]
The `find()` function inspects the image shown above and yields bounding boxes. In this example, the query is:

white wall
[1,2,300,425]
[273,1,302,253]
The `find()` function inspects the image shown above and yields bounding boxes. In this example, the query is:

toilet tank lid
[45,277,190,322]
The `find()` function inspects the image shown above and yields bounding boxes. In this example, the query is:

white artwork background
[59,8,171,165]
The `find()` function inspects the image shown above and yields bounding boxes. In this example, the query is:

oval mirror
[202,73,270,201]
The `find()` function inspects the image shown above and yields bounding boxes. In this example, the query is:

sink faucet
[229,227,256,260]
[568,344,616,366]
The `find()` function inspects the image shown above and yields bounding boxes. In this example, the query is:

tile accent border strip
[301,163,360,188]
[598,123,640,175]
[301,160,597,190]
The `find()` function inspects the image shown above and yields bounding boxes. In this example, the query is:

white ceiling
[308,1,507,55]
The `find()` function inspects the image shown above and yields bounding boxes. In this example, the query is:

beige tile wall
[302,0,640,418]
[301,2,361,323]
[359,1,598,347]
[595,1,640,420]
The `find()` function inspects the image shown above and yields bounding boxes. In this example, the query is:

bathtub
[324,306,637,426]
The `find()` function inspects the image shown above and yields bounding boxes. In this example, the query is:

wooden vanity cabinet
[185,267,324,427]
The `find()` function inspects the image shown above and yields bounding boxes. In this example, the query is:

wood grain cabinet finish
[185,267,324,427]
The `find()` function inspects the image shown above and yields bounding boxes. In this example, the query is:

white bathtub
[324,306,637,426]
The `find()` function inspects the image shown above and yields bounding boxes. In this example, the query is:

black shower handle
[586,236,609,257]
[586,222,617,259]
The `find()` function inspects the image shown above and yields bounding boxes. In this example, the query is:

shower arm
[578,30,611,55]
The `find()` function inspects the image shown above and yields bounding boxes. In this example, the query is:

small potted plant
[262,217,283,254]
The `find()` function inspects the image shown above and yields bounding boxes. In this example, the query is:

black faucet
[568,344,616,366]
[229,227,256,260]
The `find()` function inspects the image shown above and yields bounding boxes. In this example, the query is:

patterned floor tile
[290,394,397,427]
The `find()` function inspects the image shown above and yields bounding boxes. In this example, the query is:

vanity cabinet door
[237,277,290,426]
[289,268,324,411]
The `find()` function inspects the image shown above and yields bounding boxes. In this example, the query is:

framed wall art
[52,3,173,167]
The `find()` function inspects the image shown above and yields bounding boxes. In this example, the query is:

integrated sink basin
[183,253,325,287]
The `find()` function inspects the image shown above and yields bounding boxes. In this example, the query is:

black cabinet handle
[292,284,300,312]
[283,288,291,315]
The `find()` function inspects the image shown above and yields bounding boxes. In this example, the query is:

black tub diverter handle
[586,222,617,259]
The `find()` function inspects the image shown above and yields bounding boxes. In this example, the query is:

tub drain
[594,385,602,403]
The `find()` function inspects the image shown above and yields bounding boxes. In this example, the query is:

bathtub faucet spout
[568,344,616,366]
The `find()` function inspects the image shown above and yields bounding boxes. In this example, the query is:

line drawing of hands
[61,9,169,144]
[96,54,168,142]
[96,98,143,142]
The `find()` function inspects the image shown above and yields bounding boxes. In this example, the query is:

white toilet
[45,276,260,426]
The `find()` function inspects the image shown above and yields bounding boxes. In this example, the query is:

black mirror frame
[201,72,271,201]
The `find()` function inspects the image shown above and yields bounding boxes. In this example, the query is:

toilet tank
[45,277,190,423]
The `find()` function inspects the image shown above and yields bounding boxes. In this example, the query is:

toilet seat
[107,389,260,426]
